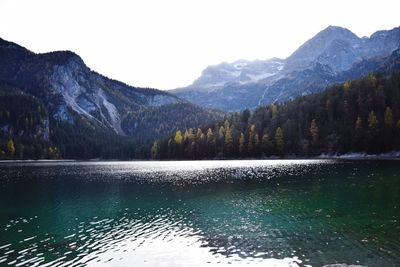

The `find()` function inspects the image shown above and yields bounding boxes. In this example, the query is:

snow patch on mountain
[246,72,276,83]
[149,94,179,106]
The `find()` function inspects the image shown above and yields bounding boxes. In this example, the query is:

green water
[0,160,399,267]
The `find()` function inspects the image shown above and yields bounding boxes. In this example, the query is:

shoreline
[0,152,399,163]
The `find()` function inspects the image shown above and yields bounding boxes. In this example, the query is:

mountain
[172,26,400,111]
[0,38,222,159]
[157,72,400,159]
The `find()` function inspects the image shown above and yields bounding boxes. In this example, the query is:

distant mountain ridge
[172,26,400,111]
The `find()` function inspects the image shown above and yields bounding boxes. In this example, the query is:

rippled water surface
[0,160,399,267]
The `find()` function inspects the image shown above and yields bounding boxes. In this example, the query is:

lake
[0,160,399,267]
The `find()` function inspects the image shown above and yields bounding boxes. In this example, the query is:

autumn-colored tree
[196,128,203,140]
[174,130,183,145]
[343,81,351,91]
[224,125,234,155]
[206,128,215,144]
[218,126,225,140]
[205,128,216,156]
[271,104,278,116]
[7,139,15,157]
[368,111,378,131]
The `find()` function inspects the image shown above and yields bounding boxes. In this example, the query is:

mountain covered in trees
[154,72,400,159]
[0,86,61,159]
[0,38,222,159]
[172,26,400,111]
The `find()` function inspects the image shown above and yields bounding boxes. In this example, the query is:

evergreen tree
[309,119,319,153]
[383,107,394,150]
[384,107,394,128]
[274,127,284,156]
[254,133,260,156]
[224,125,234,156]
[354,116,365,151]
[367,111,379,153]
[248,124,256,154]
[261,133,270,155]
[239,132,246,156]
[150,141,160,159]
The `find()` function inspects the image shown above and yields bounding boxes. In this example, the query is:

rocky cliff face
[172,26,400,111]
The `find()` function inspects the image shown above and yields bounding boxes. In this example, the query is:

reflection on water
[0,160,399,266]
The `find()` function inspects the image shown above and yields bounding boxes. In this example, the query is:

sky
[0,0,399,90]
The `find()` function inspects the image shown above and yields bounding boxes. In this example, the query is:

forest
[0,88,61,159]
[2,72,400,160]
[153,73,400,159]
[0,88,221,159]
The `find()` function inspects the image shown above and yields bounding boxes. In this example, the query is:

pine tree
[150,141,160,159]
[254,133,260,155]
[274,127,284,156]
[224,126,233,155]
[367,73,377,87]
[248,124,256,154]
[383,107,394,151]
[184,128,194,143]
[367,111,379,153]
[354,116,365,151]
[239,132,245,155]
[384,107,393,128]
[309,119,319,145]
[261,133,270,154]
[167,138,174,157]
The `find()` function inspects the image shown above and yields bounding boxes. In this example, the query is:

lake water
[0,160,399,267]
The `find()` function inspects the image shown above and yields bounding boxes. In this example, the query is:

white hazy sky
[0,0,399,90]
